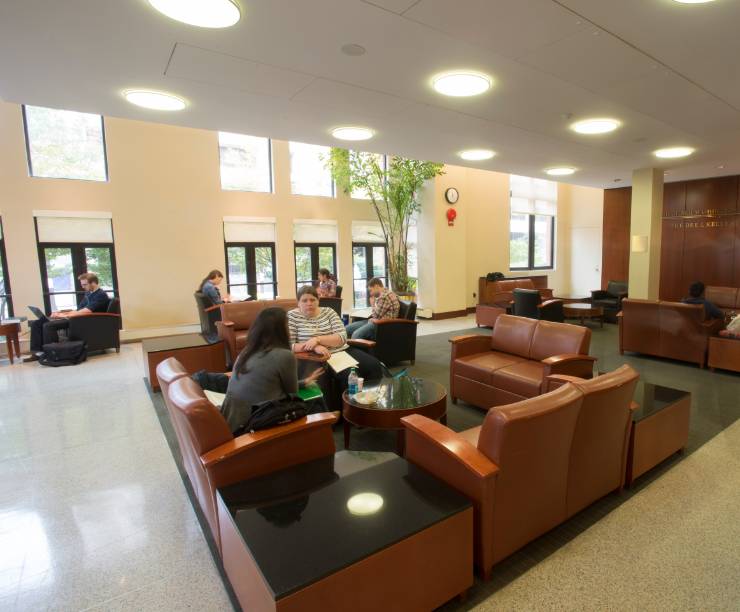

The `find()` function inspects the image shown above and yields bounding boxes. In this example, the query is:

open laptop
[28,305,48,321]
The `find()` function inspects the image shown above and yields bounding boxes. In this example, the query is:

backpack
[39,340,87,367]
[486,272,505,281]
[235,395,308,435]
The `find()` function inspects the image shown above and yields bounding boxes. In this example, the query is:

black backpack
[486,272,505,281]
[235,395,308,435]
[39,341,87,367]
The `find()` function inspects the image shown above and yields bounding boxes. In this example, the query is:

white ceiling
[2,0,740,188]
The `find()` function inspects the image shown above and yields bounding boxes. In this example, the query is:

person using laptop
[26,272,111,361]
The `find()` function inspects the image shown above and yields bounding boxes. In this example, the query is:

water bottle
[348,368,359,397]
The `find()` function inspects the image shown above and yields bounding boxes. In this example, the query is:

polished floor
[1,317,739,611]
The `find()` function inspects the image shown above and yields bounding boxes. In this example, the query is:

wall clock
[445,187,459,204]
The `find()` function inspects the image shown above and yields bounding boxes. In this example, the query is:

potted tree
[326,149,444,297]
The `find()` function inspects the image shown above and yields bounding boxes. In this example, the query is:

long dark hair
[197,269,223,293]
[233,308,290,378]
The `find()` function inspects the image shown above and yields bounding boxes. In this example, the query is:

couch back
[606,280,628,297]
[491,314,591,361]
[705,286,740,310]
[220,298,295,330]
[398,300,417,320]
[493,279,535,294]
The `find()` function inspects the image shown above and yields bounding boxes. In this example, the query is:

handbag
[236,394,309,434]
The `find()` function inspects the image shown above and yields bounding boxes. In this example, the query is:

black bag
[191,370,229,393]
[39,340,87,367]
[486,272,505,281]
[236,395,309,434]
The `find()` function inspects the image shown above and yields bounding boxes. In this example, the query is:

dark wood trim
[431,309,469,320]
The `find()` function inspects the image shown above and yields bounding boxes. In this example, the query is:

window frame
[0,218,13,318]
[509,213,556,272]
[217,132,274,193]
[293,242,337,294]
[22,105,110,182]
[224,241,278,300]
[352,242,389,308]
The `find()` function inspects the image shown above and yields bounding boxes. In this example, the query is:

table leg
[343,421,351,450]
[396,430,405,456]
[599,315,603,328]
[12,330,20,358]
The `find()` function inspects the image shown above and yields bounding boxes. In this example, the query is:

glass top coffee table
[564,302,604,327]
[342,376,447,454]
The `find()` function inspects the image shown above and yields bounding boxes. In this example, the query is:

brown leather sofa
[618,299,724,367]
[450,315,595,410]
[219,298,296,363]
[705,286,740,316]
[476,279,553,328]
[156,358,337,552]
[402,364,639,579]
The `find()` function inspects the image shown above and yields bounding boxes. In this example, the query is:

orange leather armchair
[402,364,638,579]
[156,358,337,553]
[219,299,296,364]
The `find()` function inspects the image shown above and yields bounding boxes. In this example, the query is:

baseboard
[430,309,470,321]
[121,324,201,343]
[466,306,476,314]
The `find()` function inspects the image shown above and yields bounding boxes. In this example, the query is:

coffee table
[626,382,691,486]
[564,302,604,327]
[342,376,447,454]
[216,451,473,612]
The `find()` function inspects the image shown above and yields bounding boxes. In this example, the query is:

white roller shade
[223,218,276,242]
[36,215,113,243]
[293,220,337,243]
[352,221,385,243]
[510,175,557,215]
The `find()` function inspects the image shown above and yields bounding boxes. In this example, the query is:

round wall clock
[445,187,459,204]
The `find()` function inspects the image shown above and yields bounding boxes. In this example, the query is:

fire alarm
[446,208,457,226]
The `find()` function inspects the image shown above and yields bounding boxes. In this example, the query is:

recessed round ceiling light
[331,126,374,141]
[432,72,492,97]
[654,146,695,159]
[545,167,576,176]
[124,90,187,111]
[570,118,621,135]
[148,0,241,28]
[459,149,495,161]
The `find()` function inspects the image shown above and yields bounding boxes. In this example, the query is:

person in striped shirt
[288,286,383,391]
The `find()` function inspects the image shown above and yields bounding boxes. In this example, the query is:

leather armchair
[194,292,222,343]
[156,358,337,553]
[67,297,122,353]
[512,288,564,322]
[705,286,740,316]
[346,300,419,366]
[402,364,639,579]
[591,280,628,323]
[319,285,343,316]
[450,314,596,411]
[219,299,296,364]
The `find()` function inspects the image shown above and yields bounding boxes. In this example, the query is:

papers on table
[327,350,359,374]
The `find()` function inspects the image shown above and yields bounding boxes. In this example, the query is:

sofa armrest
[538,299,564,309]
[373,318,419,326]
[701,319,724,335]
[204,304,221,313]
[542,353,597,379]
[449,334,492,360]
[346,338,377,351]
[221,319,235,328]
[544,373,584,392]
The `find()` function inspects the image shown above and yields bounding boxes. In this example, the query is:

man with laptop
[25,272,111,362]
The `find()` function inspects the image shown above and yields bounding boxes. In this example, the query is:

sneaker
[23,353,42,363]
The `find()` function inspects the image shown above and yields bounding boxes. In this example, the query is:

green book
[297,384,324,401]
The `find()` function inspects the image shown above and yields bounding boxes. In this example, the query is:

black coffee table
[216,451,473,611]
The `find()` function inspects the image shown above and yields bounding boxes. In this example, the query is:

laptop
[28,305,48,321]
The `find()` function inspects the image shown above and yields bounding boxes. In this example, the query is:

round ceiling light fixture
[331,126,374,141]
[124,90,187,111]
[545,167,577,176]
[570,118,621,135]
[654,146,695,159]
[432,71,492,97]
[148,0,241,28]
[459,149,495,161]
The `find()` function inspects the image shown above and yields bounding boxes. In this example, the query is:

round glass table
[342,376,447,455]
[563,302,604,327]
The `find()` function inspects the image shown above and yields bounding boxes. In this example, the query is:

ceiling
[2,0,740,188]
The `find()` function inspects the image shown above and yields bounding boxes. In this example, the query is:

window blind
[510,175,557,215]
[352,221,385,243]
[35,212,113,243]
[293,220,338,243]
[223,218,276,242]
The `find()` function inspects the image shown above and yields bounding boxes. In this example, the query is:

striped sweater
[287,307,348,352]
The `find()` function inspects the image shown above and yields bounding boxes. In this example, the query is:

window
[289,142,334,197]
[294,244,336,294]
[352,244,388,308]
[509,175,557,270]
[218,132,272,192]
[23,105,108,181]
[223,219,277,300]
[34,214,119,312]
[351,152,386,200]
[0,219,13,318]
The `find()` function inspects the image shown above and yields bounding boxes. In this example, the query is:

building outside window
[218,132,272,192]
[509,174,556,270]
[289,142,334,197]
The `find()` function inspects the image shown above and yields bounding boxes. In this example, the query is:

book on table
[327,350,359,374]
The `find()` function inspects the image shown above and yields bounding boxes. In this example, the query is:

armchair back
[705,286,740,310]
[512,288,541,319]
[606,280,628,297]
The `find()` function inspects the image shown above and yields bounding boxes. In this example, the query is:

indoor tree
[326,149,444,293]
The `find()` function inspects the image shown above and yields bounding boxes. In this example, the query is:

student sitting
[682,281,724,320]
[316,268,337,297]
[26,273,110,362]
[345,277,400,340]
[198,269,231,305]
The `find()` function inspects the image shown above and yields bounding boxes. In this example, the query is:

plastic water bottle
[348,368,359,397]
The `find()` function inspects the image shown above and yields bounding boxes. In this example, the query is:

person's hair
[297,285,319,301]
[198,269,223,293]
[318,268,334,280]
[367,277,384,289]
[688,281,705,299]
[233,308,290,378]
[78,272,99,285]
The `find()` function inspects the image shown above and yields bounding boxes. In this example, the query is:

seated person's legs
[334,347,384,390]
[349,321,376,340]
[42,319,70,345]
[29,319,46,352]
[345,319,366,337]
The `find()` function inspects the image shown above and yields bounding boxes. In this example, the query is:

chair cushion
[458,426,481,447]
[454,352,525,385]
[493,361,546,398]
[592,298,618,308]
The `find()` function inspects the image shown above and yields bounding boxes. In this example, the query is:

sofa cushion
[458,426,481,447]
[705,286,738,310]
[493,361,546,398]
[491,315,537,359]
[455,351,525,385]
[529,320,590,362]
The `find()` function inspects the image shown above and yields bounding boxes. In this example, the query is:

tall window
[0,218,13,318]
[407,221,418,293]
[352,244,388,308]
[218,132,272,192]
[223,219,277,300]
[293,221,338,293]
[35,214,118,312]
[509,175,557,270]
[23,105,108,182]
[289,142,334,197]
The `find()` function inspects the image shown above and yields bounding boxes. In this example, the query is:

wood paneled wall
[602,176,740,301]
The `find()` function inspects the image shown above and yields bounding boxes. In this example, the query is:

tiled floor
[1,315,739,611]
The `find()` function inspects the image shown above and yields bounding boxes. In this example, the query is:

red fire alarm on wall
[446,207,457,226]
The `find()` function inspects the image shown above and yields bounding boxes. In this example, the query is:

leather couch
[512,288,564,322]
[705,286,740,316]
[476,279,553,328]
[67,297,122,353]
[591,280,628,323]
[156,357,337,553]
[194,291,222,343]
[618,299,724,367]
[402,364,639,579]
[219,298,296,363]
[450,314,595,411]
